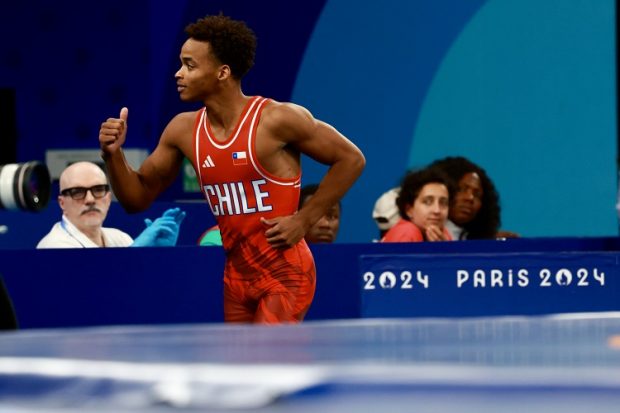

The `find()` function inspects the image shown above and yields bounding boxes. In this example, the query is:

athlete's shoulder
[262,100,310,117]
[169,110,202,126]
[162,110,202,138]
[261,100,314,134]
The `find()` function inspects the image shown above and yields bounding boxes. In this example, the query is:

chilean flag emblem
[232,151,248,165]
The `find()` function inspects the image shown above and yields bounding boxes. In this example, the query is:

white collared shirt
[36,215,133,248]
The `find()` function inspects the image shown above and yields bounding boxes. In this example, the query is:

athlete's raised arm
[99,107,192,213]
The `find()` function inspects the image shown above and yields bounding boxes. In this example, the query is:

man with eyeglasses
[37,161,185,248]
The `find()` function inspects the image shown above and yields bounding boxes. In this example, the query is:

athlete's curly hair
[396,167,454,220]
[428,156,500,239]
[185,14,256,80]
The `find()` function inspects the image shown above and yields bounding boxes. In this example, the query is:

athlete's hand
[425,224,447,242]
[99,107,128,156]
[261,215,305,249]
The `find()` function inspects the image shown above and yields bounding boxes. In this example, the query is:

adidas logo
[202,155,215,168]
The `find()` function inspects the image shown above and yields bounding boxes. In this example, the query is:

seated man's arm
[131,208,186,247]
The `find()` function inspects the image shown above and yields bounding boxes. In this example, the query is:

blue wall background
[0,0,616,245]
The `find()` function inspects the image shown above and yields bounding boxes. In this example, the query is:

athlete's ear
[218,64,231,81]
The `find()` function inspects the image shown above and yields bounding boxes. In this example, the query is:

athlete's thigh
[223,276,255,323]
[255,292,302,323]
[254,271,316,324]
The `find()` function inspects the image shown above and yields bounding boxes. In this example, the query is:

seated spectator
[372,187,400,240]
[298,184,341,243]
[37,161,185,248]
[428,156,518,240]
[198,184,341,246]
[382,167,453,242]
[198,224,223,246]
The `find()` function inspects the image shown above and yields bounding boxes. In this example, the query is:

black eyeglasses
[60,184,110,200]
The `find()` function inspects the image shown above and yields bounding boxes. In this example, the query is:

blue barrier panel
[360,252,620,318]
[1,247,226,329]
[2,238,620,329]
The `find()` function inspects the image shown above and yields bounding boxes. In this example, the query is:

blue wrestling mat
[0,313,619,412]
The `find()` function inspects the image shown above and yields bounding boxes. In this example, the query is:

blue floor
[0,313,619,412]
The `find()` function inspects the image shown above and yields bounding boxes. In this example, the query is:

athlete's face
[58,163,111,234]
[175,39,226,102]
[304,195,340,244]
[406,183,449,232]
[450,172,483,226]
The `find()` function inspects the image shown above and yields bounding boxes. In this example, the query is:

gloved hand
[131,207,186,247]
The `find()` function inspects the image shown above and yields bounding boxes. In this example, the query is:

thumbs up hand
[99,107,129,155]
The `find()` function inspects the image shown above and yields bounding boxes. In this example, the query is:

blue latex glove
[131,208,186,247]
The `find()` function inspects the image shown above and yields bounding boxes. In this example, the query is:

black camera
[0,161,51,212]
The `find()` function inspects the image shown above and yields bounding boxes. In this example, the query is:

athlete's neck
[204,91,250,133]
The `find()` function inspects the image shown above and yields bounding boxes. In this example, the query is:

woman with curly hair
[381,167,454,242]
[429,156,517,240]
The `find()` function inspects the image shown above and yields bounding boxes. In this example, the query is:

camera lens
[0,161,51,212]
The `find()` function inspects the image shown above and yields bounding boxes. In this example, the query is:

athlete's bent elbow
[116,197,154,214]
[122,204,150,214]
[352,150,366,176]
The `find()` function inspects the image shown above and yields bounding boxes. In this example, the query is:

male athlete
[99,15,365,323]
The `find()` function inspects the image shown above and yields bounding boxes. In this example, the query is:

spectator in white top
[37,161,185,248]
